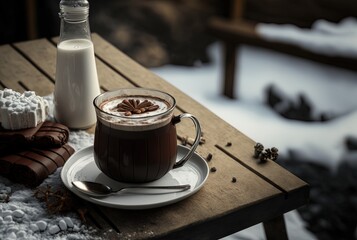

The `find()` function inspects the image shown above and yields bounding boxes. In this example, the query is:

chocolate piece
[0,121,70,149]
[0,154,22,175]
[10,155,49,186]
[0,122,43,146]
[0,144,75,187]
[32,121,70,148]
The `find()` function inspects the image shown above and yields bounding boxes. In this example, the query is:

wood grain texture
[15,39,57,81]
[0,34,309,239]
[0,45,53,95]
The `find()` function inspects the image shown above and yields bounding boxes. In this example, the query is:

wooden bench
[208,0,357,98]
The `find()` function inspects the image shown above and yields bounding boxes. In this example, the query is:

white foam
[98,95,174,131]
[101,96,169,118]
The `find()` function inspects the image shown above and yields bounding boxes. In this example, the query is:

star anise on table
[34,185,74,214]
[116,99,159,116]
[34,185,88,222]
[253,143,279,163]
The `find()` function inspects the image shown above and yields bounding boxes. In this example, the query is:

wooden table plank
[14,39,57,81]
[14,38,133,94]
[95,146,285,239]
[0,45,53,95]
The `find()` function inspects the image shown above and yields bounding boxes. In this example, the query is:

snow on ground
[257,17,357,58]
[151,42,357,170]
[151,41,357,239]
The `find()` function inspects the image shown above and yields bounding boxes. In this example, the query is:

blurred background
[1,0,356,67]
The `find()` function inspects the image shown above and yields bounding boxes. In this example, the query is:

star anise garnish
[116,99,159,116]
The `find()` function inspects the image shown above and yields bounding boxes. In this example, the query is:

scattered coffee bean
[259,152,269,163]
[253,143,279,162]
[210,167,217,172]
[179,136,205,146]
[226,142,232,147]
[206,153,213,162]
[180,136,188,146]
[198,137,206,145]
[231,177,237,183]
[271,147,279,161]
[254,143,264,158]
[187,136,206,145]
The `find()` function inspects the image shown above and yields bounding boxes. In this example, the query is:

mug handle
[172,113,202,169]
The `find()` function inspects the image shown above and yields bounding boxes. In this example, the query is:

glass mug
[93,88,201,183]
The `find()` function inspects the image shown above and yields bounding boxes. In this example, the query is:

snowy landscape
[1,18,357,239]
[152,41,357,172]
[151,19,357,239]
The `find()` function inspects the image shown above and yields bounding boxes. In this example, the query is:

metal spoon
[72,180,191,197]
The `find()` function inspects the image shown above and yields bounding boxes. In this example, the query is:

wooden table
[0,34,309,239]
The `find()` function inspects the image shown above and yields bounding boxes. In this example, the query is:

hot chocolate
[93,88,201,183]
[94,119,177,182]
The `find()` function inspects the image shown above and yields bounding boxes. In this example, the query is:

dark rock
[265,84,334,122]
[266,84,284,108]
[345,136,357,151]
[278,150,357,240]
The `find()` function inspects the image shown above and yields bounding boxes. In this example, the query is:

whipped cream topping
[100,96,170,118]
[0,89,48,130]
[98,95,173,131]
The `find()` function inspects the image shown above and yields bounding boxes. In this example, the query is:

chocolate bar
[0,144,75,187]
[0,122,43,146]
[32,121,70,148]
[0,121,69,150]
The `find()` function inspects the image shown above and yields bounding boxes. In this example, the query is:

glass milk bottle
[54,0,100,129]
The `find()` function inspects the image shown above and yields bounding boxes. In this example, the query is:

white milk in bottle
[55,39,100,128]
[54,0,100,129]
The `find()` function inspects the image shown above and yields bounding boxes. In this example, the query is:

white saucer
[61,145,209,209]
